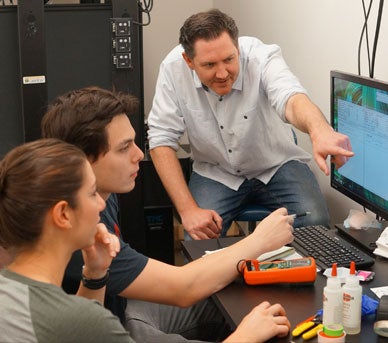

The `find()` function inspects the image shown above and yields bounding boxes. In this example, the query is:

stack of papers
[204,245,298,261]
[373,227,388,258]
[257,245,296,261]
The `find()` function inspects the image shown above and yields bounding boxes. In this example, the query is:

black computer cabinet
[0,1,181,265]
[120,155,191,265]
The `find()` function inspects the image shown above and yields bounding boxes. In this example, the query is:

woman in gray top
[0,138,134,343]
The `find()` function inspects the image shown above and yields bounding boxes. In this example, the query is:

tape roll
[317,329,346,343]
[374,320,388,337]
[323,324,344,337]
[375,295,388,337]
[376,295,388,321]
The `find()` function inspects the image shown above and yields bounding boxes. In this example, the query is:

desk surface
[181,236,388,343]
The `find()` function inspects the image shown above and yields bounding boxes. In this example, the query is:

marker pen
[289,211,311,219]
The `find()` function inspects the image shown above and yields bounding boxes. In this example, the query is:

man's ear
[182,52,194,70]
[51,200,72,230]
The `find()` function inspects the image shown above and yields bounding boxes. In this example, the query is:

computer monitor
[330,70,388,222]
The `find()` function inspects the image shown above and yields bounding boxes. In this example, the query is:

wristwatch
[81,267,109,290]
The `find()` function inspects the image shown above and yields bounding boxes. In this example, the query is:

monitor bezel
[330,70,388,221]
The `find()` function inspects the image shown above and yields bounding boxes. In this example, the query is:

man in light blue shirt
[147,9,354,240]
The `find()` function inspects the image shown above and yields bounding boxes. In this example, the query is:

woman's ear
[51,200,72,230]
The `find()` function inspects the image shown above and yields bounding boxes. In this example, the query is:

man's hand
[81,223,120,279]
[311,126,354,175]
[251,208,294,251]
[285,93,354,175]
[180,207,222,240]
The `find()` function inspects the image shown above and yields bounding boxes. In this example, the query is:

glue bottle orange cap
[331,263,337,277]
[349,261,356,275]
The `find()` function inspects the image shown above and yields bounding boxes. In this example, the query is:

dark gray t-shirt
[0,269,135,343]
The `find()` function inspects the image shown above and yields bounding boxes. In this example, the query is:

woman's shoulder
[32,291,133,342]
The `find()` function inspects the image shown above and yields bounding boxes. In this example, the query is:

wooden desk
[181,236,388,343]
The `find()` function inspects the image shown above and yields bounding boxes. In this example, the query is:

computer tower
[120,156,191,265]
[144,207,175,265]
[120,159,175,264]
[0,2,144,156]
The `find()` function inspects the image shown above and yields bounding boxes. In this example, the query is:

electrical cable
[358,0,373,76]
[236,259,247,275]
[370,0,384,78]
[133,0,153,27]
[358,0,384,78]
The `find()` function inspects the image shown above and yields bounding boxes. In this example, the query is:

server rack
[0,0,177,264]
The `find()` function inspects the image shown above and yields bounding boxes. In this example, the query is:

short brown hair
[0,139,86,249]
[179,9,239,59]
[41,86,139,162]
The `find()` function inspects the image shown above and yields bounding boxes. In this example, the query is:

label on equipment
[23,75,46,84]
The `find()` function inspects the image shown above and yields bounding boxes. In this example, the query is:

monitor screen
[330,70,388,221]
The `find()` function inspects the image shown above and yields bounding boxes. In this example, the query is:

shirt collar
[233,67,243,90]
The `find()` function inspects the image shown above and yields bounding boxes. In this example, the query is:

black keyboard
[290,225,375,271]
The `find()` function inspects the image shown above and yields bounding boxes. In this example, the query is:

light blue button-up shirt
[147,36,311,190]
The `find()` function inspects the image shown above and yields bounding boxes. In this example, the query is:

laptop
[335,224,383,254]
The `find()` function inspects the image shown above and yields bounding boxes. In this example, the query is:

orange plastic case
[243,257,317,285]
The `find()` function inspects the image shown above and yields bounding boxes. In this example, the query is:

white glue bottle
[342,261,362,334]
[323,263,342,326]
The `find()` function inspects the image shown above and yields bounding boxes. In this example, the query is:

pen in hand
[289,211,311,219]
[287,211,311,225]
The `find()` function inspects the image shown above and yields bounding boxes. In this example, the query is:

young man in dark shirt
[42,86,294,343]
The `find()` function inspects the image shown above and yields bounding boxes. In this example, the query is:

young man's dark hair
[41,86,139,162]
